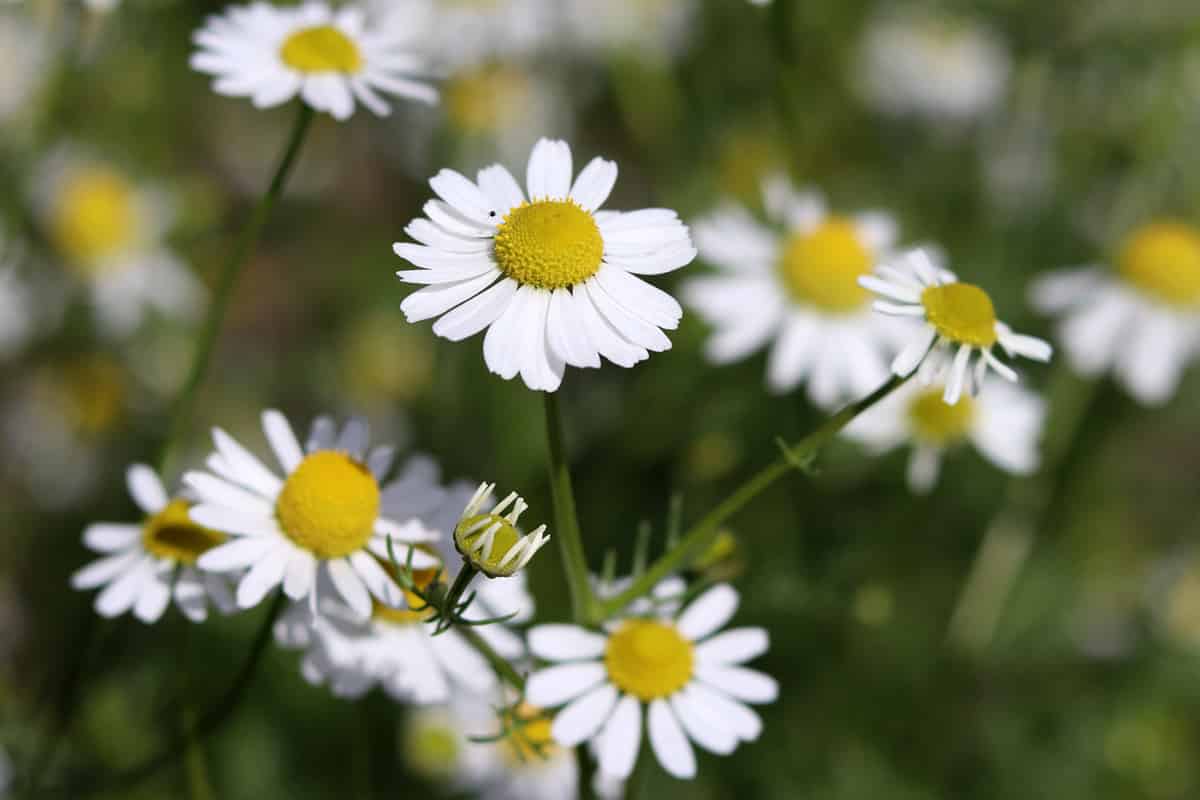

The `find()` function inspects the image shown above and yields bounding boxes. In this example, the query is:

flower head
[526,582,776,780]
[190,1,436,121]
[71,465,234,623]
[394,137,695,392]
[860,248,1052,403]
[454,482,549,578]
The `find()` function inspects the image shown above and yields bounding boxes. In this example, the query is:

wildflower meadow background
[4,0,1200,798]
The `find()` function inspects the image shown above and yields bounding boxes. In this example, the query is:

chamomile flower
[31,149,203,337]
[400,0,559,71]
[454,482,550,578]
[190,1,436,122]
[526,582,776,780]
[560,0,696,61]
[860,249,1052,404]
[70,465,234,623]
[1031,222,1200,406]
[394,138,696,392]
[187,412,441,619]
[845,371,1046,492]
[683,176,907,408]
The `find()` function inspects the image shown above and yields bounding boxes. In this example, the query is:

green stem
[459,626,526,692]
[441,562,478,616]
[157,102,315,475]
[543,391,597,624]
[595,375,909,622]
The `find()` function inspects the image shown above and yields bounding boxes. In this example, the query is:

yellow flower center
[445,65,531,135]
[57,356,125,435]
[275,451,380,559]
[51,168,137,270]
[907,388,976,445]
[777,218,873,312]
[373,566,441,625]
[493,200,604,290]
[1117,222,1200,307]
[501,705,558,765]
[604,620,693,702]
[920,282,998,347]
[455,513,521,573]
[404,720,461,778]
[142,499,227,565]
[279,25,363,74]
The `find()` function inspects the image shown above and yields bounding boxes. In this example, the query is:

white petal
[477,164,525,212]
[83,524,141,554]
[597,695,642,780]
[430,169,496,224]
[184,472,274,517]
[189,504,278,538]
[326,557,372,619]
[891,326,937,376]
[573,286,647,368]
[907,445,942,493]
[766,313,820,392]
[547,287,601,368]
[671,687,738,754]
[943,344,972,405]
[282,549,317,600]
[527,662,607,707]
[127,464,168,514]
[528,625,609,661]
[95,558,153,618]
[570,157,618,212]
[684,682,763,741]
[551,682,618,747]
[859,275,921,304]
[400,269,502,323]
[72,550,141,590]
[197,535,278,572]
[349,550,404,607]
[677,584,740,641]
[262,410,304,473]
[694,628,769,665]
[693,665,779,704]
[585,279,671,353]
[431,277,518,341]
[997,324,1053,362]
[594,264,682,329]
[236,550,288,608]
[133,575,172,623]
[483,283,533,379]
[647,699,696,779]
[212,428,283,498]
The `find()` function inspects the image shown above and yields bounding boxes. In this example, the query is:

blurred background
[4,0,1200,797]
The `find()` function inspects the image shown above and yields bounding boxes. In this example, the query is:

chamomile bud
[453,482,550,578]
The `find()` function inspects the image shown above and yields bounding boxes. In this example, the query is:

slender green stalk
[595,375,909,621]
[440,563,479,619]
[542,391,598,623]
[182,708,215,800]
[459,626,526,692]
[157,102,315,475]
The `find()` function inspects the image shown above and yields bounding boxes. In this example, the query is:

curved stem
[594,375,909,622]
[542,391,598,624]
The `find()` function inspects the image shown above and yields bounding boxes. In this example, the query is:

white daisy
[454,482,550,578]
[683,175,908,408]
[859,248,1052,404]
[70,465,235,623]
[186,411,441,619]
[845,372,1046,492]
[560,0,696,62]
[1031,221,1200,406]
[30,148,204,337]
[856,11,1010,124]
[389,0,559,71]
[526,582,776,780]
[190,1,436,122]
[0,10,50,126]
[394,137,696,392]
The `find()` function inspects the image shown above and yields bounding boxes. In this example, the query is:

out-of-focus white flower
[560,0,697,62]
[684,175,909,408]
[31,148,204,337]
[1031,221,1200,406]
[860,249,1052,404]
[190,1,436,121]
[393,138,695,392]
[845,372,1046,492]
[856,12,1010,123]
[84,0,121,12]
[0,10,50,125]
[383,0,559,71]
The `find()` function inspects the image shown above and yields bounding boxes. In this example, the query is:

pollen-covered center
[604,619,693,702]
[907,388,975,445]
[493,200,604,289]
[142,499,227,565]
[373,566,441,625]
[52,168,137,270]
[455,513,521,573]
[1118,222,1200,307]
[280,25,363,74]
[777,217,873,312]
[275,451,380,559]
[920,283,998,347]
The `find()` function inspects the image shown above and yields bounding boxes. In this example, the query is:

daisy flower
[1031,221,1200,406]
[190,1,436,122]
[560,0,697,62]
[31,149,204,337]
[845,370,1046,492]
[859,248,1052,404]
[683,175,907,408]
[394,0,559,71]
[394,138,695,392]
[71,465,234,623]
[186,412,441,619]
[454,481,550,578]
[526,582,776,780]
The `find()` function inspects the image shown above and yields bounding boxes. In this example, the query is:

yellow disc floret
[280,25,363,74]
[493,200,604,289]
[1117,222,1200,307]
[455,513,522,576]
[604,620,694,702]
[920,283,998,347]
[275,451,380,559]
[907,388,975,445]
[777,218,874,312]
[142,499,227,565]
[52,168,137,270]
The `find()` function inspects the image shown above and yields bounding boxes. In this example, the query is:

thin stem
[157,102,315,475]
[459,626,526,692]
[441,563,478,616]
[542,391,597,623]
[595,375,909,622]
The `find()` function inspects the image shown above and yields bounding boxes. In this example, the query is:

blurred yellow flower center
[275,451,379,559]
[907,389,975,444]
[777,218,873,312]
[455,513,521,574]
[405,720,460,778]
[445,65,530,134]
[280,25,362,74]
[920,283,998,346]
[142,499,227,565]
[494,200,604,289]
[1118,222,1200,306]
[605,620,693,701]
[56,356,125,435]
[373,566,441,625]
[52,168,137,269]
[502,705,557,765]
